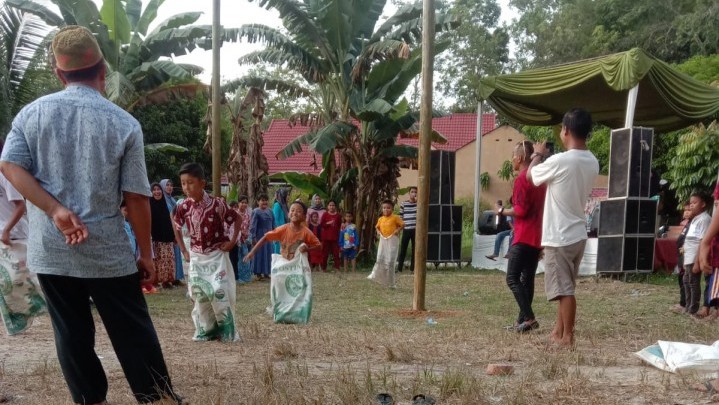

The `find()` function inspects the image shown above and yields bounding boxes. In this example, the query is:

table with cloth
[653,237,679,273]
[474,234,679,275]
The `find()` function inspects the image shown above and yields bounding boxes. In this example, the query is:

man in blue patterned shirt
[0,26,181,404]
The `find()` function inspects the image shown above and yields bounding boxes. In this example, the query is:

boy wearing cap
[0,26,181,404]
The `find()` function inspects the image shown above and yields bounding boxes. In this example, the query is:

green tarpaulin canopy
[478,48,719,132]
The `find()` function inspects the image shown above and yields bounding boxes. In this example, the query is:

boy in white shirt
[682,190,712,316]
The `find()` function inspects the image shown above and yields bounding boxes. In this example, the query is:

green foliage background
[665,122,719,206]
[131,95,231,187]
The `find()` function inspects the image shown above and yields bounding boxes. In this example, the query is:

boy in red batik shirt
[173,163,241,342]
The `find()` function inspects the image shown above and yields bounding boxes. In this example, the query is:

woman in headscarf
[150,183,177,289]
[306,194,326,224]
[272,187,290,254]
[160,179,184,285]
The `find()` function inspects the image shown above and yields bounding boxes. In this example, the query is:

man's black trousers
[38,272,179,404]
[397,228,416,272]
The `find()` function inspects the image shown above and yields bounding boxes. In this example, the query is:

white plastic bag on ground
[368,235,398,288]
[270,250,312,324]
[635,340,719,373]
[0,241,46,335]
[188,250,239,341]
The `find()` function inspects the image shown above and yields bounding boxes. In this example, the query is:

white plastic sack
[0,241,45,335]
[368,235,398,288]
[188,250,239,341]
[635,340,719,373]
[270,250,312,324]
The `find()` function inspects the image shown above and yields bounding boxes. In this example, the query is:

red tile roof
[262,113,496,175]
[396,113,496,151]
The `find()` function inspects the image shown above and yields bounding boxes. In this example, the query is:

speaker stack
[427,150,462,263]
[596,128,656,273]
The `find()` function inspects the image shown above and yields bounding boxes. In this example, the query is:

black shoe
[516,320,539,333]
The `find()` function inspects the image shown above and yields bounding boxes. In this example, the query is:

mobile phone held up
[545,141,555,156]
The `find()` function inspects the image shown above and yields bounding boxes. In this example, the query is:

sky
[150,0,519,84]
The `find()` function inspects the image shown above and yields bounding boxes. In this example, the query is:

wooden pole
[413,0,435,311]
[211,0,221,196]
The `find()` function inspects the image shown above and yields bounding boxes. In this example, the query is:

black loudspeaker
[428,204,462,233]
[427,233,462,262]
[478,210,497,234]
[608,127,654,199]
[429,151,456,204]
[596,235,655,272]
[598,199,658,236]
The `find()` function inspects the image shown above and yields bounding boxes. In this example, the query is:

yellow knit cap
[51,25,103,71]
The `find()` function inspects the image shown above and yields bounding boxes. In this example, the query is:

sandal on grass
[412,394,436,405]
[693,380,719,394]
[376,393,394,405]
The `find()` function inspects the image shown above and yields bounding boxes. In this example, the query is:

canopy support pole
[472,101,484,233]
[624,85,639,128]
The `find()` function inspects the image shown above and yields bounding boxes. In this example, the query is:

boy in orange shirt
[368,200,404,288]
[245,201,321,262]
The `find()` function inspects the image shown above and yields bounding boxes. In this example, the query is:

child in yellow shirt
[368,200,404,288]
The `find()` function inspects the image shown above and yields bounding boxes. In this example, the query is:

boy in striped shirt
[397,186,417,273]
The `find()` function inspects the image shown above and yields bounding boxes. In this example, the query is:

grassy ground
[2,268,717,404]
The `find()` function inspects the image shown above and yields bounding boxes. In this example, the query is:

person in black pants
[397,187,418,272]
[672,205,692,313]
[497,141,547,333]
[227,200,241,279]
[0,26,181,404]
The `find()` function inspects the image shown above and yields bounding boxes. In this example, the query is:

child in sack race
[244,201,321,263]
[172,163,241,342]
[244,201,321,324]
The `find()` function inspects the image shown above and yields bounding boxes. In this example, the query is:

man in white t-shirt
[0,171,28,244]
[527,108,599,349]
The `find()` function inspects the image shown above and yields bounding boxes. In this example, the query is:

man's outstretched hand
[49,205,88,245]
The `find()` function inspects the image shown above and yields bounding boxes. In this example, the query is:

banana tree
[228,0,457,252]
[7,0,241,109]
[0,4,60,134]
[274,42,450,252]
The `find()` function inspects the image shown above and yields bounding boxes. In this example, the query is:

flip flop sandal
[695,380,718,394]
[376,393,394,405]
[485,255,497,261]
[412,394,437,405]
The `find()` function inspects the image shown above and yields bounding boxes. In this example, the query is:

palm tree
[230,0,457,252]
[7,0,238,109]
[0,3,60,135]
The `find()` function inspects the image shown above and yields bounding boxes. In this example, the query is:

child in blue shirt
[339,212,359,272]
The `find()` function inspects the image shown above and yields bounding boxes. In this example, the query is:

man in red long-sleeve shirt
[495,140,546,333]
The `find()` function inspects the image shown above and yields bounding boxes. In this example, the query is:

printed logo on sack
[214,288,226,300]
[284,274,307,298]
[192,263,218,276]
[189,277,214,303]
[0,265,12,295]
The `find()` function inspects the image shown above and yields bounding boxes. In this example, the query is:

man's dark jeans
[506,243,541,324]
[397,228,416,272]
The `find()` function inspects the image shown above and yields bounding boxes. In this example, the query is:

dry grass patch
[2,270,718,404]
